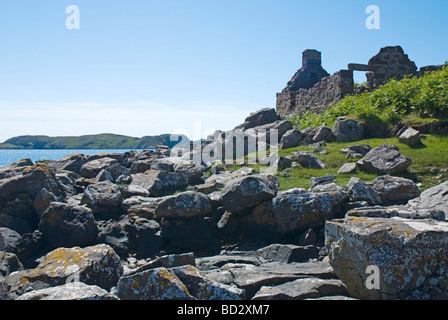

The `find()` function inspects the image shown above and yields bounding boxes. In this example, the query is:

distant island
[0,133,189,150]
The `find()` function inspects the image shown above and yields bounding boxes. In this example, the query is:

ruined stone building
[276,46,419,118]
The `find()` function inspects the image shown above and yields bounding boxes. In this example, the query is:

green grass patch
[216,134,448,192]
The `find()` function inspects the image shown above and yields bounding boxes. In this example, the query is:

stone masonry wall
[277,70,354,117]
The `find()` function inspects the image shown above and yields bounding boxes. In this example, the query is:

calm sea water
[0,149,147,167]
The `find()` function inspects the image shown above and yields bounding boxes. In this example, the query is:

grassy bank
[223,134,448,192]
[288,65,448,130]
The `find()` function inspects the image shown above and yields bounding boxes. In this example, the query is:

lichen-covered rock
[328,217,448,299]
[173,265,245,300]
[3,244,123,299]
[38,202,98,249]
[219,174,279,214]
[113,267,193,300]
[16,282,119,300]
[371,175,421,205]
[154,191,213,219]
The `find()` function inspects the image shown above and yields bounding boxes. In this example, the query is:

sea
[0,149,149,168]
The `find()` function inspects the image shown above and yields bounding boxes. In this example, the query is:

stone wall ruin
[276,46,419,118]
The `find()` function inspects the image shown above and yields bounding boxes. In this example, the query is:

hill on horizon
[0,133,190,150]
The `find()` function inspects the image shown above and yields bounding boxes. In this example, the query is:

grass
[220,134,448,192]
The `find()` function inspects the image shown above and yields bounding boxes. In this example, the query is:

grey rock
[332,118,364,143]
[292,151,325,169]
[0,251,23,283]
[252,278,349,300]
[17,282,119,300]
[38,202,98,249]
[81,180,123,218]
[241,189,348,240]
[407,181,448,220]
[154,191,213,219]
[0,228,21,253]
[3,244,123,299]
[243,108,279,130]
[219,174,279,214]
[131,170,188,197]
[371,175,421,205]
[280,129,303,149]
[399,127,421,145]
[357,144,412,174]
[346,177,382,205]
[202,260,335,299]
[337,163,357,174]
[328,216,448,300]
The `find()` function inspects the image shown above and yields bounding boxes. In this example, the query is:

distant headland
[0,133,189,150]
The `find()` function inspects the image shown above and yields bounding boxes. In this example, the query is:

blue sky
[0,0,447,142]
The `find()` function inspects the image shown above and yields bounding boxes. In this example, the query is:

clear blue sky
[0,0,447,142]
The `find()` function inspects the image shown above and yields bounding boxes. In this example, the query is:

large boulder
[371,175,421,205]
[79,157,130,182]
[3,244,123,299]
[357,144,412,174]
[113,265,244,300]
[81,181,124,218]
[219,174,279,214]
[327,217,448,300]
[331,117,365,143]
[131,170,189,197]
[154,191,213,219]
[0,163,65,232]
[48,153,88,174]
[240,188,348,240]
[292,151,325,169]
[113,267,193,300]
[252,278,349,300]
[38,202,98,249]
[243,108,279,130]
[280,129,303,149]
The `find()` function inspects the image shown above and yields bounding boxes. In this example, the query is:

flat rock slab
[202,260,335,299]
[252,278,350,300]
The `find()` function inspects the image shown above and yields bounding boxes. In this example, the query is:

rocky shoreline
[1,108,448,300]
